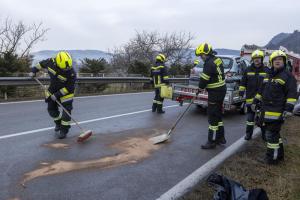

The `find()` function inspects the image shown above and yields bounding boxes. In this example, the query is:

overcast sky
[0,0,299,52]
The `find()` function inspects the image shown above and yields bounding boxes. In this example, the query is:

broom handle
[34,77,84,131]
[168,92,199,135]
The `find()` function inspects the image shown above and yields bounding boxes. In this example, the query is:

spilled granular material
[21,137,160,186]
[42,143,69,149]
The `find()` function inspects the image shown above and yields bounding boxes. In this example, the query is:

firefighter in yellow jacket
[30,51,76,139]
[254,50,297,164]
[239,50,270,140]
[150,54,169,114]
[195,43,227,149]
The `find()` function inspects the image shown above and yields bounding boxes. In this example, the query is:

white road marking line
[0,104,181,140]
[157,127,261,200]
[0,92,152,105]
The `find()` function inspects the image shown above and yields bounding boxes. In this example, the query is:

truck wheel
[239,103,247,115]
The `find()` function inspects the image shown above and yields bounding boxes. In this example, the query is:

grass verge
[181,117,300,200]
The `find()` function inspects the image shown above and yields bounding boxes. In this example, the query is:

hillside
[31,50,112,67]
[265,30,300,53]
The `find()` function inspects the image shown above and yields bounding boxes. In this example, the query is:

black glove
[250,98,260,112]
[250,103,257,112]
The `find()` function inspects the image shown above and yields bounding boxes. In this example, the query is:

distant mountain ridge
[33,48,240,66]
[265,30,300,53]
[32,50,112,63]
[31,50,113,71]
[31,30,300,69]
[214,48,240,56]
[266,33,290,47]
[189,48,240,60]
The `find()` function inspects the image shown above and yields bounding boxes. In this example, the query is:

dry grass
[181,117,300,200]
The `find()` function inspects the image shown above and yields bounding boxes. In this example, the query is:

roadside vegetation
[0,17,195,100]
[181,117,300,200]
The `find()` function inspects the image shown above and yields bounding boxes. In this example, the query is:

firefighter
[238,50,269,140]
[254,50,297,164]
[195,43,227,149]
[30,51,76,139]
[150,53,169,114]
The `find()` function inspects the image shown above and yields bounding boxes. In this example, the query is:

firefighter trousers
[207,101,224,143]
[246,105,255,136]
[152,88,164,112]
[47,99,73,133]
[265,121,284,163]
[255,108,266,141]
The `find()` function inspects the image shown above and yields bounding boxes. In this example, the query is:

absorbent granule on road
[21,137,161,186]
[41,143,70,149]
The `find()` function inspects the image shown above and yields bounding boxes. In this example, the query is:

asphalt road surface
[0,92,246,200]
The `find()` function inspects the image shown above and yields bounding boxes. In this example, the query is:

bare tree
[21,22,48,57]
[158,32,194,65]
[110,30,194,74]
[0,18,48,57]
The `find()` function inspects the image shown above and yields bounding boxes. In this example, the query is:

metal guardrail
[0,77,189,86]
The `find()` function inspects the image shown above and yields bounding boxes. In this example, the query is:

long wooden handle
[34,78,83,131]
[168,95,198,136]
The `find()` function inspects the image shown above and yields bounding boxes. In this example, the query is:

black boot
[157,104,165,114]
[217,135,226,145]
[216,126,226,145]
[56,129,68,139]
[201,141,216,149]
[244,132,253,140]
[201,132,216,149]
[244,124,253,140]
[152,103,157,112]
[257,156,279,165]
[262,144,280,165]
[278,140,284,161]
[54,120,61,132]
